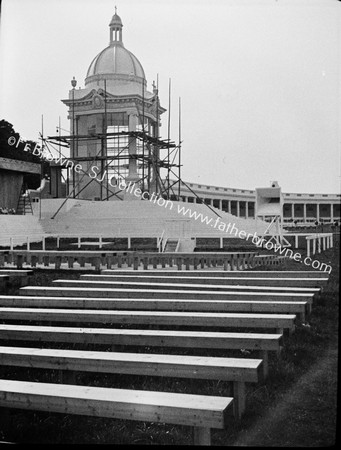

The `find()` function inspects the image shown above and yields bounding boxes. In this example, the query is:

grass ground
[0,236,339,445]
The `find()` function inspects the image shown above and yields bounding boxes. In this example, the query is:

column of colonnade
[176,195,338,223]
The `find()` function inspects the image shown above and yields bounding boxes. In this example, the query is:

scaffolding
[46,128,181,200]
[44,77,222,220]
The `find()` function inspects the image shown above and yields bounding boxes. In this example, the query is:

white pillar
[128,113,138,180]
[236,201,240,217]
[295,235,299,248]
[291,203,295,220]
[303,204,307,223]
[330,203,334,223]
[228,200,231,214]
[245,201,249,219]
[219,199,222,211]
[317,204,320,222]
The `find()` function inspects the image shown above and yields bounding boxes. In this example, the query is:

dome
[85,11,146,88]
[109,13,122,27]
[86,45,145,80]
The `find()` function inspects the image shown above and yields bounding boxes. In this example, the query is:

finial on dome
[109,7,123,45]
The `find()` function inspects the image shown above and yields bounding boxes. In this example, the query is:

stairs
[16,185,33,215]
[163,238,179,252]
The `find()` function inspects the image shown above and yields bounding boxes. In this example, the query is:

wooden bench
[84,274,327,288]
[51,279,321,295]
[0,346,262,418]
[19,285,315,303]
[0,270,33,277]
[0,379,233,445]
[101,269,330,279]
[0,271,32,288]
[0,324,282,377]
[0,307,296,333]
[0,295,308,322]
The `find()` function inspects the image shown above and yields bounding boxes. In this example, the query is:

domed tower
[62,10,166,201]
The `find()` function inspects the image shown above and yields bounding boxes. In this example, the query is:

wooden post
[242,256,247,270]
[17,254,23,269]
[55,256,61,270]
[193,427,211,446]
[0,407,11,437]
[233,381,246,419]
[94,257,101,271]
[261,350,269,379]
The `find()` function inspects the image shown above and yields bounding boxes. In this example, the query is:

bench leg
[299,309,306,324]
[0,407,11,437]
[261,350,269,379]
[193,427,211,445]
[233,381,246,420]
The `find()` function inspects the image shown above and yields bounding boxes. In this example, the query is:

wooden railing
[0,234,161,251]
[0,250,265,271]
[306,233,334,257]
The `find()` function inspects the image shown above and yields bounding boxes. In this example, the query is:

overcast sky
[0,0,340,194]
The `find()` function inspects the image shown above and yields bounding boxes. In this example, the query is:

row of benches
[0,268,327,444]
